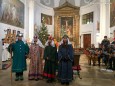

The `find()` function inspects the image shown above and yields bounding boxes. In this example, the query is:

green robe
[8,40,29,73]
[43,45,57,78]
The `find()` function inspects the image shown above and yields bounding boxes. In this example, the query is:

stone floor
[0,54,115,86]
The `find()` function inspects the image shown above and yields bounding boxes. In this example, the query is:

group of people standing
[8,33,74,85]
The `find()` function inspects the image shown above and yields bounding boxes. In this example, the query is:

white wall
[34,2,54,36]
[0,23,24,41]
[80,3,100,48]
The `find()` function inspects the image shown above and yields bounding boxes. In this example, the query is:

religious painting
[110,0,115,27]
[60,17,73,41]
[41,13,52,25]
[0,0,24,28]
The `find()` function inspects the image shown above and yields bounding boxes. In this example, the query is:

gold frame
[54,2,80,47]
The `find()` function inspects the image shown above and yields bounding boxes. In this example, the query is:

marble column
[100,0,110,40]
[29,0,35,41]
[24,0,29,40]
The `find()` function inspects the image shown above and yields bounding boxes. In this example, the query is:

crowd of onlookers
[85,36,115,70]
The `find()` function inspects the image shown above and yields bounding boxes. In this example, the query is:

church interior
[0,0,115,86]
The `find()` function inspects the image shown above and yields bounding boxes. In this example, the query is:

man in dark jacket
[101,36,110,66]
[101,36,110,50]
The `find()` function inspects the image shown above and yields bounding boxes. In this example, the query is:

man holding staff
[8,33,29,81]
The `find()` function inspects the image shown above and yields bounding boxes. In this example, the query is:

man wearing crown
[58,35,74,85]
[43,35,57,83]
[8,33,29,81]
[28,35,44,80]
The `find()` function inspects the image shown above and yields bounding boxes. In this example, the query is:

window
[82,12,93,24]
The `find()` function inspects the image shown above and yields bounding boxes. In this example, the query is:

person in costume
[8,33,29,81]
[28,35,44,80]
[43,35,57,83]
[53,38,59,48]
[2,41,10,61]
[58,35,74,85]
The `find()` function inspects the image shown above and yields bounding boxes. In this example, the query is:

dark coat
[8,40,29,72]
[58,44,74,83]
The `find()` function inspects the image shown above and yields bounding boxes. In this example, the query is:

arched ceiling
[59,0,75,6]
[40,0,98,8]
[40,0,55,7]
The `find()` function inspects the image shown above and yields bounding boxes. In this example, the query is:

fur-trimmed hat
[17,33,23,37]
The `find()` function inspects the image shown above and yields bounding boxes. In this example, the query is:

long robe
[28,43,43,79]
[8,40,29,72]
[43,45,57,79]
[2,43,10,61]
[58,44,74,83]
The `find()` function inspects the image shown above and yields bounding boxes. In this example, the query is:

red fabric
[84,50,90,56]
[113,38,115,41]
[72,65,81,71]
[43,73,55,78]
[84,50,87,54]
[48,35,53,40]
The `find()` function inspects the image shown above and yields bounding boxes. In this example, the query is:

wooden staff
[10,47,12,84]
